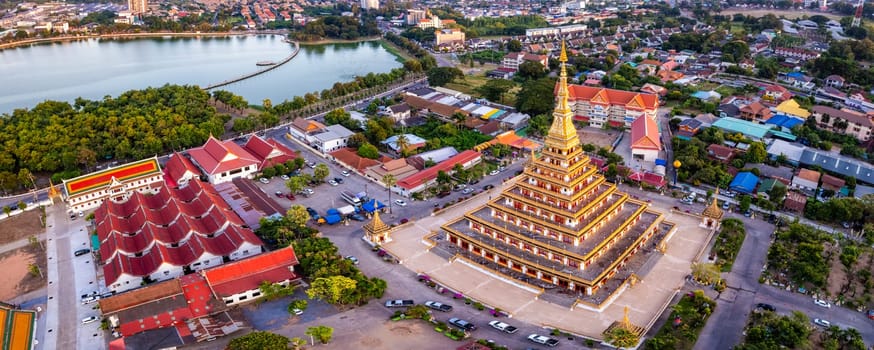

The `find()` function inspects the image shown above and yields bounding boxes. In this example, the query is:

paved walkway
[381,178,713,340]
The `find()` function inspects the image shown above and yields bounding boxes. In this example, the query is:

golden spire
[545,40,580,151]
[702,188,724,219]
[364,209,389,235]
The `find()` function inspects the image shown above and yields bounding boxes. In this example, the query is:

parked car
[349,214,366,221]
[345,256,359,265]
[259,178,270,184]
[342,170,351,177]
[280,174,289,180]
[301,188,314,195]
[394,199,407,207]
[437,191,451,198]
[81,295,101,305]
[722,201,730,210]
[328,180,339,186]
[813,318,831,327]
[74,249,91,257]
[449,318,476,331]
[307,161,317,168]
[744,210,752,217]
[385,300,415,308]
[275,191,283,198]
[424,301,452,312]
[333,177,344,184]
[756,303,776,312]
[462,188,473,194]
[483,185,495,190]
[81,316,100,325]
[291,308,303,316]
[285,193,296,200]
[527,334,559,347]
[814,299,831,308]
[489,170,500,176]
[488,320,518,334]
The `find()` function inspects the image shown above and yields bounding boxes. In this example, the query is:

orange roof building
[630,114,661,162]
[202,246,300,306]
[63,157,164,212]
[329,148,382,173]
[565,85,659,128]
[188,136,261,184]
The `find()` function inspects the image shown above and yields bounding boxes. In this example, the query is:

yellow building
[775,99,810,119]
[435,28,465,46]
[440,42,668,298]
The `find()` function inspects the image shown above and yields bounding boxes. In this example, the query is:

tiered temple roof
[440,42,666,297]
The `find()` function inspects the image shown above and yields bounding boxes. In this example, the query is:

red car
[285,193,296,200]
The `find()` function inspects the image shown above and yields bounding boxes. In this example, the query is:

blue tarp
[765,115,804,129]
[362,199,386,213]
[729,172,759,194]
[655,159,667,166]
[327,208,340,215]
[325,214,342,225]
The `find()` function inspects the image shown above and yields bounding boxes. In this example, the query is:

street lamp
[672,160,682,186]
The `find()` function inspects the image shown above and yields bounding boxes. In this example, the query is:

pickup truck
[384,299,415,308]
[527,334,559,347]
[488,320,518,334]
[424,301,452,312]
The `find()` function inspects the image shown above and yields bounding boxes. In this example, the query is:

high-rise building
[128,0,147,15]
[361,0,379,10]
[439,42,668,298]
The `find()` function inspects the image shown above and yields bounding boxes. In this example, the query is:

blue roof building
[729,172,759,194]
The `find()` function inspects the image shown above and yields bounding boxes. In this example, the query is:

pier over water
[203,40,300,90]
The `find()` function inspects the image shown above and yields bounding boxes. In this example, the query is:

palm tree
[382,174,397,214]
[395,134,410,157]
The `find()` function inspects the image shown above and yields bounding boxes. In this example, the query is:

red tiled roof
[203,247,299,297]
[630,116,660,150]
[707,144,735,160]
[243,136,298,170]
[397,150,481,190]
[188,136,260,175]
[566,85,659,110]
[163,152,201,188]
[64,158,161,196]
[330,148,381,172]
[95,180,262,286]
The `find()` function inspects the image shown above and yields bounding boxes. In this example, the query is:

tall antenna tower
[853,0,865,27]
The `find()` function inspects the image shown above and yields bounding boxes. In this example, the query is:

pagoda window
[473,247,481,254]
[563,236,572,244]
[523,243,532,252]
[568,259,579,268]
[449,236,458,244]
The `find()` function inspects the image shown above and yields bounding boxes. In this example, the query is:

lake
[0,35,404,113]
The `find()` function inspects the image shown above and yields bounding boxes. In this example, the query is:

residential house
[288,118,327,144]
[395,150,482,196]
[498,112,530,131]
[387,103,412,122]
[630,114,661,162]
[792,168,821,195]
[799,149,874,185]
[762,84,792,104]
[739,59,755,70]
[739,102,772,122]
[311,124,355,153]
[757,178,782,200]
[501,52,548,71]
[729,172,759,194]
[718,103,741,118]
[783,191,808,212]
[201,246,301,306]
[566,85,660,128]
[95,180,263,293]
[810,105,874,142]
[824,75,845,88]
[707,144,736,163]
[640,83,667,97]
[774,99,810,119]
[766,139,805,166]
[382,134,428,154]
[63,157,164,212]
[406,147,459,170]
[820,174,846,193]
[188,136,261,184]
[677,118,703,139]
[774,47,821,61]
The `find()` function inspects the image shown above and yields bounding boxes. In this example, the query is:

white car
[328,180,339,186]
[82,316,99,324]
[291,308,303,316]
[259,178,270,184]
[345,256,359,265]
[489,170,500,176]
[302,188,314,195]
[527,334,559,347]
[813,318,831,327]
[394,199,407,207]
[341,170,351,177]
[280,174,289,180]
[814,299,831,308]
[462,188,473,194]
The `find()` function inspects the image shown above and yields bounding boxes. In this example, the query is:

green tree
[313,163,330,183]
[3,206,10,217]
[507,39,523,52]
[286,174,310,195]
[745,142,768,163]
[258,281,294,302]
[518,61,547,80]
[305,325,334,344]
[262,98,272,111]
[515,77,556,116]
[382,174,397,213]
[426,67,463,87]
[290,337,307,350]
[476,79,515,103]
[768,183,787,206]
[287,205,311,229]
[604,327,640,348]
[306,275,357,304]
[17,201,26,211]
[436,170,452,186]
[227,331,290,350]
[395,134,411,156]
[739,195,752,212]
[27,263,42,278]
[358,143,379,159]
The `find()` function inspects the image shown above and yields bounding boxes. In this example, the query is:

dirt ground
[0,243,47,301]
[827,246,874,307]
[720,8,842,21]
[0,209,44,245]
[577,127,621,149]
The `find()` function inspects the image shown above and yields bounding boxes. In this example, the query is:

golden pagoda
[440,41,667,298]
[364,210,392,244]
[700,188,724,229]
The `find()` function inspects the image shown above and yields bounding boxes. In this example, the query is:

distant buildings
[810,105,874,142]
[435,28,465,47]
[128,0,147,15]
[360,0,379,10]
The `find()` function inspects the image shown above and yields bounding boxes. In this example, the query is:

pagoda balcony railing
[444,225,597,284]
[516,177,607,203]
[503,183,609,216]
[576,193,627,234]
[523,164,597,188]
[462,211,589,261]
[529,156,586,173]
[489,201,577,235]
[496,187,615,231]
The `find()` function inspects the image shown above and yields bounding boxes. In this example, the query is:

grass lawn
[712,218,746,272]
[644,290,716,350]
[378,39,412,62]
[445,74,519,106]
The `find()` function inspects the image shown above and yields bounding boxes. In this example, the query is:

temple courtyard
[381,178,713,340]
